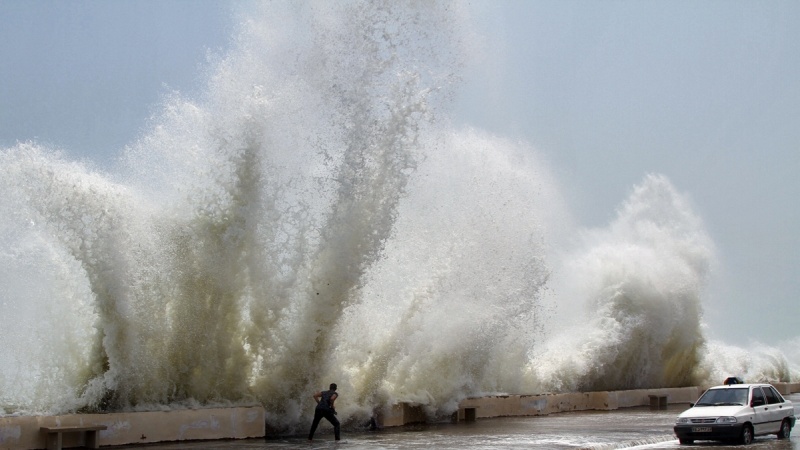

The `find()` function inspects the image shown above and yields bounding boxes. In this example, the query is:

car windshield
[695,388,748,406]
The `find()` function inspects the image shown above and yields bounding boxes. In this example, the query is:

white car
[674,382,795,445]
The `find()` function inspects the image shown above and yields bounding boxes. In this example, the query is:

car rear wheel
[740,425,753,445]
[777,419,792,439]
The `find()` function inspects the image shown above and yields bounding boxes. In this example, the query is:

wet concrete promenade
[110,394,800,450]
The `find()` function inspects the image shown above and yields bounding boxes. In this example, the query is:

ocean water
[0,0,795,434]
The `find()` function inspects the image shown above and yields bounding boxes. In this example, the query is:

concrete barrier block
[377,403,426,427]
[0,406,265,449]
[378,404,405,427]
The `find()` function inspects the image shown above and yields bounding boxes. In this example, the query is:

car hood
[678,405,749,418]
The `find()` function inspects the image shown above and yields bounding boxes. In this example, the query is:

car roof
[707,383,774,389]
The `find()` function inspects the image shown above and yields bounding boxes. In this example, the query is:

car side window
[751,387,766,406]
[764,386,783,404]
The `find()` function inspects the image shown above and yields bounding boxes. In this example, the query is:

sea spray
[701,341,796,384]
[334,128,567,418]
[121,0,468,427]
[7,0,455,416]
[535,174,714,392]
[0,145,163,411]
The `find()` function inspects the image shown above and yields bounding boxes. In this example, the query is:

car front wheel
[777,419,792,439]
[740,425,754,445]
[678,437,694,445]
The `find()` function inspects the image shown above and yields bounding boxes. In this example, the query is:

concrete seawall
[379,382,800,427]
[2,383,798,449]
[0,406,264,449]
[378,386,703,427]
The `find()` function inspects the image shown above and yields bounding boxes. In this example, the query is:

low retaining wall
[2,383,797,448]
[453,387,700,422]
[461,382,799,422]
[384,382,799,426]
[774,382,800,395]
[0,406,264,449]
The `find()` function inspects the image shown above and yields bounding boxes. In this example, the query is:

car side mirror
[751,398,765,407]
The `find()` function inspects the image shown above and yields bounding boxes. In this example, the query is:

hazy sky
[1,1,798,346]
